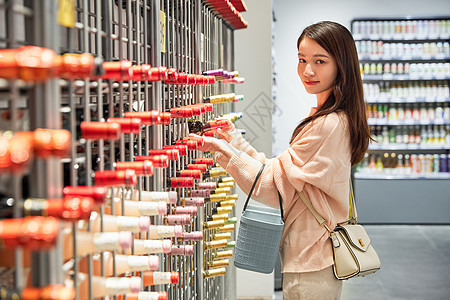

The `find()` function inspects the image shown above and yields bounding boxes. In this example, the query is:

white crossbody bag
[298,181,381,280]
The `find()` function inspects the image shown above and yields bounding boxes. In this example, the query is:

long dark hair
[290,21,370,166]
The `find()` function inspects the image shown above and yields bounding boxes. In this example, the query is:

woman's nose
[303,63,315,77]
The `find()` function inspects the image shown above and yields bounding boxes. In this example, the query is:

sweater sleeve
[223,113,350,210]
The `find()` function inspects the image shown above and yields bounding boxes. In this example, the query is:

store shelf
[355,173,450,180]
[359,54,450,61]
[353,34,450,42]
[369,143,450,150]
[362,74,450,81]
[365,97,450,104]
[368,119,450,125]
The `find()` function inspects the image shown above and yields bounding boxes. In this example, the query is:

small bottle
[79,252,159,276]
[207,259,230,268]
[94,170,137,187]
[117,291,167,300]
[204,239,228,250]
[170,245,194,256]
[211,232,232,241]
[80,121,121,140]
[107,117,142,134]
[115,161,154,176]
[0,216,59,250]
[203,268,226,278]
[404,154,412,175]
[130,239,172,255]
[148,149,180,161]
[180,197,204,207]
[78,274,141,299]
[212,250,234,259]
[135,155,169,168]
[181,231,203,241]
[167,177,194,188]
[216,224,235,233]
[148,225,183,239]
[142,271,179,286]
[106,198,167,217]
[63,231,132,260]
[164,145,188,156]
[63,186,107,204]
[203,219,225,230]
[79,214,150,233]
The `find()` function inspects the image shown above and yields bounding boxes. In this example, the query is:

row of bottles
[352,19,450,39]
[370,125,450,146]
[357,152,450,175]
[368,103,450,123]
[363,81,450,101]
[360,62,450,78]
[356,41,450,59]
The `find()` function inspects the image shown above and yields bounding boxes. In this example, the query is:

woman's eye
[316,60,325,64]
[298,58,306,63]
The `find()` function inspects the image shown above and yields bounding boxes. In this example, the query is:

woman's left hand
[189,133,236,158]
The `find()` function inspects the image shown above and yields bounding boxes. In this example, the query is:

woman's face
[297,37,338,99]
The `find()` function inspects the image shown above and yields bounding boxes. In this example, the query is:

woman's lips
[304,80,319,86]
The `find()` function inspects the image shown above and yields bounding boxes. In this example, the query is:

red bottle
[0,216,59,250]
[164,144,188,156]
[187,164,208,173]
[0,46,56,81]
[63,186,107,204]
[23,196,94,221]
[53,53,100,80]
[148,67,168,81]
[168,177,194,188]
[124,111,161,125]
[135,155,169,168]
[115,161,154,176]
[94,170,137,187]
[101,60,133,81]
[148,149,179,161]
[177,169,202,179]
[80,121,121,140]
[130,64,152,81]
[107,117,141,134]
[32,128,72,158]
[192,157,215,166]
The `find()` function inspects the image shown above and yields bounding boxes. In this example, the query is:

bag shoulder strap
[298,178,355,231]
[242,163,284,222]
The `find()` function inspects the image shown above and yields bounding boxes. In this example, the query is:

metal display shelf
[0,0,241,299]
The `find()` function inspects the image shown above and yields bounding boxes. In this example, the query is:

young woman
[192,21,371,300]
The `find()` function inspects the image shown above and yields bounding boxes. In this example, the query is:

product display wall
[0,0,247,299]
[352,16,450,224]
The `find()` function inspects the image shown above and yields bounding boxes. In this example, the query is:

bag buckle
[330,232,340,248]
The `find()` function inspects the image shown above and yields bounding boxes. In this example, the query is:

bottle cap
[175,139,197,150]
[107,117,141,134]
[129,277,142,293]
[168,191,178,204]
[174,225,183,237]
[170,272,179,284]
[187,164,207,173]
[193,158,214,166]
[148,149,179,161]
[148,255,159,271]
[21,216,59,250]
[166,214,190,225]
[119,231,133,250]
[95,170,137,186]
[198,182,217,190]
[162,240,172,253]
[135,155,169,168]
[182,231,203,241]
[139,216,151,232]
[164,145,187,156]
[169,177,194,188]
[166,68,178,83]
[176,72,188,84]
[101,60,133,80]
[177,169,201,179]
[188,105,202,116]
[115,161,154,176]
[158,201,167,215]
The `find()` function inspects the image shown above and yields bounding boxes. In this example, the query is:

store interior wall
[233,0,274,299]
[272,0,450,156]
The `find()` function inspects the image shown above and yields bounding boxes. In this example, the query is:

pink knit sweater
[215,112,351,273]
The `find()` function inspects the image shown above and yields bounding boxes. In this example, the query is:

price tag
[160,11,166,53]
[58,0,75,28]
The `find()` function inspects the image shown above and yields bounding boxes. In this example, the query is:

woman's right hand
[213,122,239,143]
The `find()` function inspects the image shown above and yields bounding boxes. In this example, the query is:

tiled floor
[273,225,450,300]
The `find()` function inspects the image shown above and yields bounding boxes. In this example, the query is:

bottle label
[143,240,164,253]
[117,216,140,232]
[156,226,174,238]
[93,233,120,251]
[127,256,149,271]
[152,272,171,285]
[137,292,160,300]
[142,192,168,202]
[138,202,160,215]
[105,277,132,294]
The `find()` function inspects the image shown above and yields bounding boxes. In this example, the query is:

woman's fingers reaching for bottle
[188,133,232,153]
